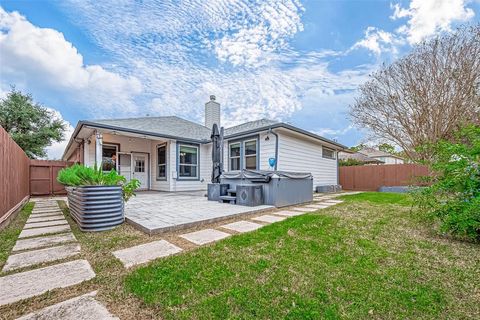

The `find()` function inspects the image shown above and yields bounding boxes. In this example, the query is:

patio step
[219,195,236,204]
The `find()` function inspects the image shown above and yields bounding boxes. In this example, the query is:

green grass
[338,191,412,205]
[0,202,33,268]
[125,193,479,319]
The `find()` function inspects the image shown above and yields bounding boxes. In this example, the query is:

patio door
[118,153,132,182]
[132,153,148,190]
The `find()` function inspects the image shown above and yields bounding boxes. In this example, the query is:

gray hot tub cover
[221,169,312,180]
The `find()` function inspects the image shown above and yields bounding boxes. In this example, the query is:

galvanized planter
[66,186,124,232]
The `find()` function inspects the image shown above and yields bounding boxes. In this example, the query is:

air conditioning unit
[236,184,263,206]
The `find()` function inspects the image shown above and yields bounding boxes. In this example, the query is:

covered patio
[125,191,274,234]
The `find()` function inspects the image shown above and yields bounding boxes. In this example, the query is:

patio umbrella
[211,123,222,183]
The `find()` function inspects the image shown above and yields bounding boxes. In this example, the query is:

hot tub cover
[221,169,312,180]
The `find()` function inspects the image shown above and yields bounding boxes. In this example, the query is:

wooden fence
[0,126,30,225]
[30,160,73,196]
[339,164,430,191]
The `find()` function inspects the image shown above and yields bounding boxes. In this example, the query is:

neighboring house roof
[358,147,404,160]
[338,151,385,164]
[62,116,348,159]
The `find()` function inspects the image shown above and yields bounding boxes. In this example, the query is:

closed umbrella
[211,123,222,183]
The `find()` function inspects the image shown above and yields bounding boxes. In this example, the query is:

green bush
[58,164,141,202]
[412,125,480,241]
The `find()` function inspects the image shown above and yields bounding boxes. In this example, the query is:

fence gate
[30,160,73,196]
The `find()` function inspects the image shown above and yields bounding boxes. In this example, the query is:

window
[322,147,335,159]
[102,144,118,171]
[157,144,167,179]
[134,159,145,172]
[178,144,199,178]
[228,137,258,170]
[229,143,241,170]
[244,140,257,169]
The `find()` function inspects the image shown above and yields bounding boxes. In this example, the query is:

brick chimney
[205,95,220,128]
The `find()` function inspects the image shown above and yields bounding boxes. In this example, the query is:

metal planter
[66,186,124,231]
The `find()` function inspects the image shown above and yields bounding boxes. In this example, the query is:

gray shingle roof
[90,116,212,141]
[224,119,279,136]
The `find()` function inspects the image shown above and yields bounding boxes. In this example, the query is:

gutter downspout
[268,128,279,170]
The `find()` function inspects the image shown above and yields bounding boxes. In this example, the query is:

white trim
[178,144,199,179]
[243,139,257,170]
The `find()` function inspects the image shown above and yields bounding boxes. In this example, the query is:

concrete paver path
[26,215,65,223]
[17,291,118,320]
[273,210,305,217]
[113,240,183,268]
[3,244,81,272]
[13,233,77,252]
[24,220,69,229]
[19,224,71,238]
[251,215,286,224]
[0,260,95,306]
[220,221,263,233]
[180,228,231,245]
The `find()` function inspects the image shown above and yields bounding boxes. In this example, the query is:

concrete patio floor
[125,191,273,235]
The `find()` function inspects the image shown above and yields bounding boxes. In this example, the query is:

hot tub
[220,170,313,207]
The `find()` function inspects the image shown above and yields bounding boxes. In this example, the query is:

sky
[1,0,479,159]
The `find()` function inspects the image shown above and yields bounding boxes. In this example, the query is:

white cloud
[351,27,403,56]
[213,0,304,67]
[54,0,367,126]
[0,7,142,114]
[43,108,75,160]
[391,0,475,44]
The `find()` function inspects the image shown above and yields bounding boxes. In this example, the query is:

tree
[377,143,396,155]
[0,88,65,158]
[350,25,480,161]
[413,125,480,241]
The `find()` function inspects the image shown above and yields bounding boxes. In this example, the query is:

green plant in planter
[58,164,141,202]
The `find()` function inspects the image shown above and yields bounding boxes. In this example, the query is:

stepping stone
[34,205,58,209]
[251,214,286,223]
[304,204,330,209]
[0,260,95,306]
[273,210,305,217]
[24,220,68,229]
[30,212,63,218]
[27,215,65,223]
[220,221,263,233]
[3,243,81,272]
[180,229,231,245]
[323,200,343,204]
[17,291,118,320]
[291,207,319,212]
[32,209,62,214]
[113,240,183,268]
[19,225,71,239]
[13,233,76,252]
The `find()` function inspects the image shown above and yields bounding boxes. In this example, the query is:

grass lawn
[125,192,479,319]
[0,202,33,269]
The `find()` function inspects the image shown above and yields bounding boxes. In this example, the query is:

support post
[95,131,103,169]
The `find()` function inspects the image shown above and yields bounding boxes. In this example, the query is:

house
[357,147,405,164]
[62,96,347,191]
[338,151,385,165]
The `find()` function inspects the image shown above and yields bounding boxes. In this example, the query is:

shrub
[412,125,480,241]
[58,164,141,202]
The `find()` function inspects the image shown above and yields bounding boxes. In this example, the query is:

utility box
[207,183,229,201]
[236,184,263,206]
